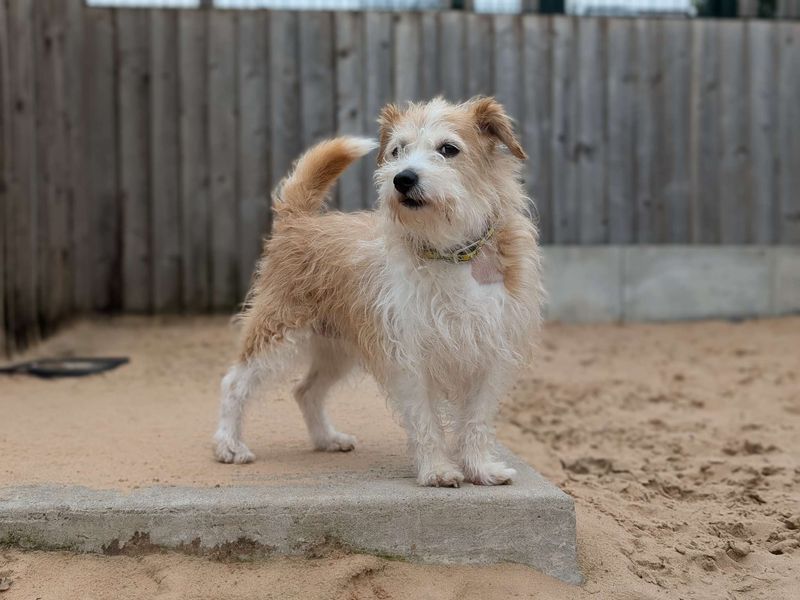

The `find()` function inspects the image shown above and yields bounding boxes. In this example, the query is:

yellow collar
[419,226,495,264]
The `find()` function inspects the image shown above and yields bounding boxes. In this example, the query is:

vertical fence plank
[238,11,270,298]
[550,16,578,243]
[64,0,85,315]
[335,11,365,210]
[718,21,750,244]
[363,11,391,205]
[270,10,300,215]
[34,0,71,332]
[209,10,238,310]
[494,15,521,123]
[522,15,552,242]
[606,18,636,244]
[439,12,465,102]
[777,21,800,243]
[635,19,664,243]
[0,0,9,352]
[179,9,210,312]
[690,19,720,243]
[420,12,439,99]
[394,13,421,104]
[150,10,181,311]
[300,11,335,148]
[576,17,606,243]
[6,0,39,346]
[117,9,151,312]
[83,7,119,312]
[748,20,777,244]
[467,13,492,98]
[777,0,800,18]
[662,19,691,243]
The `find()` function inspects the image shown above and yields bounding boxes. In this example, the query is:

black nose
[393,169,419,194]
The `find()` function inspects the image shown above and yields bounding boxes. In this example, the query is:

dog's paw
[465,462,516,486]
[214,437,255,464]
[418,463,465,488]
[315,432,357,452]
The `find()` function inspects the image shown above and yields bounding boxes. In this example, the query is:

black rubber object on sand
[0,357,129,379]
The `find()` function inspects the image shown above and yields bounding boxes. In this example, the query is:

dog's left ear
[469,97,527,161]
[377,103,402,165]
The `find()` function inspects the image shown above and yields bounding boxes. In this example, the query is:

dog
[213,97,543,487]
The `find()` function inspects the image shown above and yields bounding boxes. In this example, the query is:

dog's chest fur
[376,245,533,381]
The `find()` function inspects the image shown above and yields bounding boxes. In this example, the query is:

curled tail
[272,136,376,219]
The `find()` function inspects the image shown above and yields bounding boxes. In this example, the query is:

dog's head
[374,96,526,250]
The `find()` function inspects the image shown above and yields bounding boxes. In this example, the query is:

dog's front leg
[457,374,516,485]
[387,372,464,487]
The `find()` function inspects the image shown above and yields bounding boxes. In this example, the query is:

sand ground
[1,316,799,599]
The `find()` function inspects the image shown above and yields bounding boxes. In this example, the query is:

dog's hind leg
[213,358,265,463]
[294,336,357,452]
[213,310,301,464]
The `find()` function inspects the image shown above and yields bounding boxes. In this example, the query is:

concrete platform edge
[0,452,581,585]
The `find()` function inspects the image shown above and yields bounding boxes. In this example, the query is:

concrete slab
[773,246,800,315]
[621,246,772,321]
[0,449,580,584]
[0,318,580,584]
[541,246,623,322]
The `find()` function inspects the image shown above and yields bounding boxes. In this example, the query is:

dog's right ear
[377,103,401,165]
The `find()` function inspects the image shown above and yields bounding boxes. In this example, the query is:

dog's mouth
[399,195,426,210]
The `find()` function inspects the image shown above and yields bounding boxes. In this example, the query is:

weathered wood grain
[606,18,636,244]
[208,10,238,310]
[363,11,392,206]
[300,11,335,148]
[34,0,71,330]
[439,12,465,102]
[747,20,778,244]
[0,0,9,353]
[420,12,439,98]
[689,19,721,243]
[550,16,578,243]
[777,21,800,243]
[635,18,663,243]
[467,13,492,98]
[662,19,691,243]
[150,10,181,311]
[83,7,119,312]
[178,9,210,312]
[576,16,606,243]
[117,9,151,312]
[718,20,750,243]
[394,13,421,104]
[270,10,301,211]
[334,11,365,211]
[237,11,270,298]
[521,15,552,243]
[494,14,521,123]
[5,0,39,347]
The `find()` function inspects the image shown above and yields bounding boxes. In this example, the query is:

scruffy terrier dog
[214,97,543,487]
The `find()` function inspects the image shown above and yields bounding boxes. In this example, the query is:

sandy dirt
[1,316,799,599]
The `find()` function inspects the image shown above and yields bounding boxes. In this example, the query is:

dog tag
[470,246,504,285]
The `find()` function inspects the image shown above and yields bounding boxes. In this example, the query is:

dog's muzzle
[393,169,418,194]
[393,169,426,209]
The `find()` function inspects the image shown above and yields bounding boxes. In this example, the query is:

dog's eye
[438,143,460,158]
[391,147,399,158]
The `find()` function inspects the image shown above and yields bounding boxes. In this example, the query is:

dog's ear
[469,97,527,160]
[377,103,401,165]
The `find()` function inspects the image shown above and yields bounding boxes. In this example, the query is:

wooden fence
[1,1,799,354]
